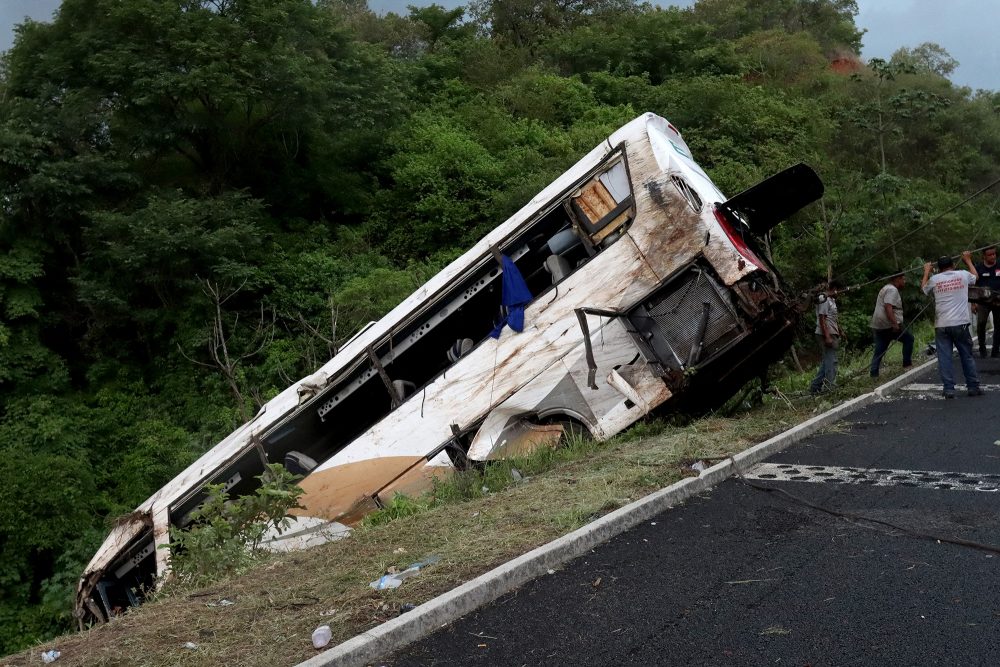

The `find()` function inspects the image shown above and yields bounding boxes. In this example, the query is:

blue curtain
[489,254,532,339]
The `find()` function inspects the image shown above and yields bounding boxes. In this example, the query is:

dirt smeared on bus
[76,113,822,624]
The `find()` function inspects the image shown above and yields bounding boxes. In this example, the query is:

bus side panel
[297,235,664,511]
[622,141,707,283]
[466,319,672,460]
[293,451,455,524]
[627,128,764,289]
[565,320,673,438]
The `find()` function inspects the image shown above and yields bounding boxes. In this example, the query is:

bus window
[670,174,703,213]
[569,160,634,246]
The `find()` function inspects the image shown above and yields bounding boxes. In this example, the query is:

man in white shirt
[809,281,842,394]
[870,273,914,378]
[921,252,982,398]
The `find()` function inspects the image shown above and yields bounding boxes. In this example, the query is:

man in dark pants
[810,281,843,395]
[973,245,1000,357]
[870,273,914,377]
[922,253,982,399]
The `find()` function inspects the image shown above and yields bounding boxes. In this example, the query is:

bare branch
[176,343,216,369]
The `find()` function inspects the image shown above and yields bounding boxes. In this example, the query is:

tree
[469,0,636,51]
[692,0,864,52]
[891,42,959,79]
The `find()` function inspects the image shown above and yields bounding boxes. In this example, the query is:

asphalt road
[385,357,1000,666]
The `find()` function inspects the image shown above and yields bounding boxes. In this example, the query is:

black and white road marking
[901,383,1000,392]
[745,462,1000,492]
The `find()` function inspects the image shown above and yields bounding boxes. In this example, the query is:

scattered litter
[689,460,708,473]
[182,642,198,650]
[547,569,555,575]
[206,598,235,607]
[481,486,490,494]
[725,578,776,585]
[319,609,338,617]
[592,577,602,588]
[511,468,523,482]
[477,644,488,649]
[759,625,791,636]
[370,555,442,590]
[399,603,416,615]
[994,440,1000,446]
[41,650,60,664]
[650,522,657,526]
[471,511,480,518]
[393,547,407,554]
[312,625,332,649]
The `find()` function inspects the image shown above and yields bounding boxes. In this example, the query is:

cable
[735,473,1000,555]
[839,240,1000,295]
[834,175,1000,285]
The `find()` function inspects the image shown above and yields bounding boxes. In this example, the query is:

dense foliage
[2,0,999,652]
[166,464,305,586]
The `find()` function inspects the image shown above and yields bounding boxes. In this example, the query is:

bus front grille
[628,267,745,370]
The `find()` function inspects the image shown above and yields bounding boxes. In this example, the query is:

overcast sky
[2,0,999,91]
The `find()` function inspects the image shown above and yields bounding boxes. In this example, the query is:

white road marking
[746,462,1000,492]
[901,383,1000,392]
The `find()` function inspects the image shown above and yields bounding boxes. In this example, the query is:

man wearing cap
[921,252,982,398]
[973,245,1000,357]
[870,273,914,378]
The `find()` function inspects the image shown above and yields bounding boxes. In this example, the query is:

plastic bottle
[312,625,332,649]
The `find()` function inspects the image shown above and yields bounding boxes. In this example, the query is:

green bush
[165,464,304,587]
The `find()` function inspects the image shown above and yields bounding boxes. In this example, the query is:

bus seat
[544,254,572,284]
[285,451,318,476]
[447,338,474,363]
[546,228,581,255]
[392,379,416,399]
[599,229,623,248]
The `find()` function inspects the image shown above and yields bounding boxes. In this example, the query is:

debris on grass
[311,625,332,649]
[370,555,442,590]
[206,598,235,607]
[40,650,60,663]
[3,339,927,667]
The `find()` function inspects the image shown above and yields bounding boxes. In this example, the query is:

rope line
[834,175,1000,285]
[838,239,1000,294]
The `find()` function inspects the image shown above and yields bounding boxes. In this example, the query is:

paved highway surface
[385,358,1000,666]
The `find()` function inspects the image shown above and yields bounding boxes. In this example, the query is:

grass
[1,331,930,667]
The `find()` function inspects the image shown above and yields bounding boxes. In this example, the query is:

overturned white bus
[76,113,823,623]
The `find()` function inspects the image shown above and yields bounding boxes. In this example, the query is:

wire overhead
[832,174,1000,291]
